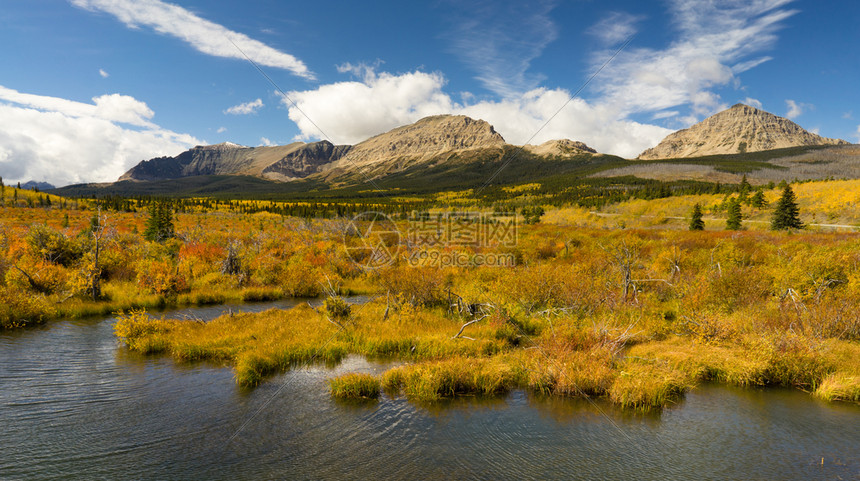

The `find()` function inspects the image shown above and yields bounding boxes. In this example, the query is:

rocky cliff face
[638,104,848,160]
[261,141,352,181]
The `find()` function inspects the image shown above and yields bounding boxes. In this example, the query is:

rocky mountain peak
[524,139,597,157]
[638,104,848,160]
[334,114,507,168]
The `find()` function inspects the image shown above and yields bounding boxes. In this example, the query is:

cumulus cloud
[743,97,763,109]
[216,126,227,133]
[259,137,273,146]
[0,85,200,186]
[99,68,109,78]
[592,0,797,120]
[224,98,263,115]
[0,86,155,127]
[441,0,558,98]
[71,0,313,79]
[285,69,454,144]
[459,89,671,157]
[587,12,643,45]
[856,125,860,143]
[283,68,670,158]
[785,99,810,119]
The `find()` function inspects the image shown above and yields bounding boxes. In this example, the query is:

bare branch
[452,314,490,339]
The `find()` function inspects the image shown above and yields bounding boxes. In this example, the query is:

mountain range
[119,105,848,185]
[120,115,599,184]
[51,104,854,199]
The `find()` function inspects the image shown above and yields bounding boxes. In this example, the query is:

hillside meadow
[2,181,859,409]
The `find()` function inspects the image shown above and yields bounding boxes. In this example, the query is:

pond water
[1,301,858,480]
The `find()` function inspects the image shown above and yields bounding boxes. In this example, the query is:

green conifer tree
[143,202,175,242]
[771,184,803,230]
[689,203,705,231]
[750,189,767,208]
[726,198,743,230]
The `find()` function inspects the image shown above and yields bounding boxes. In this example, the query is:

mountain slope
[638,104,848,160]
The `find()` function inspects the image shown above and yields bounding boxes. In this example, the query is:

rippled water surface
[2,301,859,480]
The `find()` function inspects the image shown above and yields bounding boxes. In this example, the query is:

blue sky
[1,0,858,186]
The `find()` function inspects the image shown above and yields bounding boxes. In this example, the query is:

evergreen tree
[739,175,751,195]
[143,202,175,242]
[771,184,803,230]
[750,189,767,208]
[689,203,705,231]
[521,205,545,225]
[712,182,722,195]
[726,198,743,230]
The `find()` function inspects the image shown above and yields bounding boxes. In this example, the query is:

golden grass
[608,359,693,410]
[381,356,518,402]
[114,296,860,409]
[813,340,860,403]
[328,373,381,399]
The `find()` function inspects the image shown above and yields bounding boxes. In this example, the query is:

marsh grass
[813,341,860,403]
[608,359,693,410]
[114,296,860,409]
[381,356,518,402]
[328,373,381,399]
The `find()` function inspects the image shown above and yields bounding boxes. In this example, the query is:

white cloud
[442,0,558,97]
[732,56,773,73]
[224,98,263,115]
[855,125,860,143]
[216,126,227,133]
[459,89,671,157]
[284,68,670,158]
[285,69,454,145]
[0,85,200,186]
[71,0,313,79]
[592,0,797,120]
[0,86,155,127]
[784,99,813,120]
[588,12,643,45]
[809,127,820,135]
[743,97,763,109]
[259,137,273,146]
[99,68,109,78]
[652,110,679,120]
